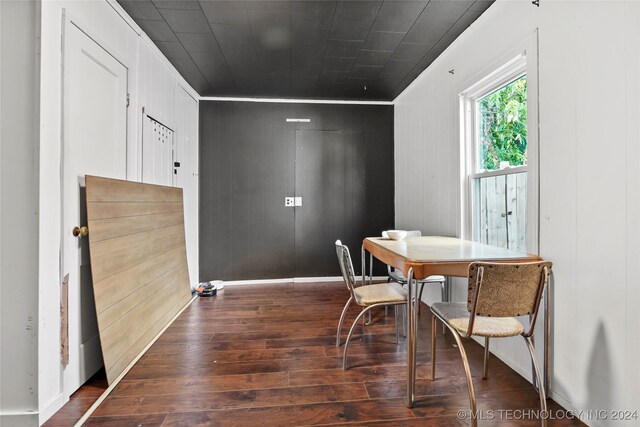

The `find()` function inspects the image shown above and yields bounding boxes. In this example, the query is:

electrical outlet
[294,197,302,207]
[285,197,294,207]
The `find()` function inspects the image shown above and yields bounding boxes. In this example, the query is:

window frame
[458,37,539,255]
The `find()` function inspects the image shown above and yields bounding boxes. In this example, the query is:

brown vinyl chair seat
[431,302,524,338]
[354,282,407,305]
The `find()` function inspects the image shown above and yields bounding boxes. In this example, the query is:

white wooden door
[62,22,128,397]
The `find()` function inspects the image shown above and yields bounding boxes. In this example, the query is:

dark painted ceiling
[118,0,493,100]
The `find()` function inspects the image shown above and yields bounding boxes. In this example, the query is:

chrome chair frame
[387,266,447,315]
[335,240,408,370]
[382,230,447,316]
[430,261,552,427]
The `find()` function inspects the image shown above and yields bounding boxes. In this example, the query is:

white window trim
[459,32,540,254]
[469,165,528,180]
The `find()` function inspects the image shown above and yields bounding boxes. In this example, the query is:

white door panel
[174,86,198,287]
[62,21,127,397]
[142,115,174,186]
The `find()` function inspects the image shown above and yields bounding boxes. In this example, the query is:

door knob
[72,226,88,237]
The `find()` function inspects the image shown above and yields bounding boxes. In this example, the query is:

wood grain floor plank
[111,373,290,397]
[42,397,96,426]
[137,346,327,366]
[209,327,345,342]
[135,383,369,414]
[125,354,382,380]
[317,417,467,426]
[163,323,268,334]
[92,397,143,417]
[365,371,532,400]
[160,398,414,426]
[409,388,576,420]
[84,414,168,426]
[289,365,408,387]
[145,339,267,355]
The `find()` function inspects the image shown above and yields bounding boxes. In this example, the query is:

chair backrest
[467,261,552,321]
[335,240,357,297]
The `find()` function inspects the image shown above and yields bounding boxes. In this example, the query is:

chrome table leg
[361,245,365,286]
[406,267,416,408]
[544,274,552,398]
[442,276,450,334]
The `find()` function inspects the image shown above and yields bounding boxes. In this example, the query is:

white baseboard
[294,276,388,283]
[38,392,66,425]
[0,391,68,425]
[294,276,343,283]
[221,276,388,286]
[221,278,293,286]
[547,392,606,427]
[0,412,39,427]
[79,334,103,386]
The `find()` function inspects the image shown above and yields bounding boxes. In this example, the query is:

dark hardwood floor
[45,282,583,426]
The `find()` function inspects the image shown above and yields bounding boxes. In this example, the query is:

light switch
[285,197,294,207]
[294,197,302,207]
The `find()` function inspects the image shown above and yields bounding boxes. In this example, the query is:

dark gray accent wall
[200,102,394,281]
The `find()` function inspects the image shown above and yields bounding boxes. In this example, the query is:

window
[477,76,527,172]
[461,55,534,252]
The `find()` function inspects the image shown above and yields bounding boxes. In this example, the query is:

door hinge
[126,93,130,108]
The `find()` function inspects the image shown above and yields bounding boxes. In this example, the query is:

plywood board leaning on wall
[85,175,192,384]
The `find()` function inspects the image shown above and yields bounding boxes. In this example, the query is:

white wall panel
[37,0,199,423]
[536,1,579,404]
[142,116,174,186]
[623,1,640,415]
[174,85,199,288]
[573,2,627,410]
[394,0,640,424]
[0,1,40,425]
[138,42,175,130]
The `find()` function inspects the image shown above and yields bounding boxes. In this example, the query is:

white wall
[37,0,199,423]
[0,1,41,425]
[174,86,200,288]
[394,1,640,425]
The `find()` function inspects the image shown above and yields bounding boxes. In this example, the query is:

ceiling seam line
[314,1,339,97]
[157,2,213,94]
[396,0,432,46]
[342,0,385,98]
[389,0,478,97]
[245,1,269,94]
[195,0,240,94]
[370,0,431,100]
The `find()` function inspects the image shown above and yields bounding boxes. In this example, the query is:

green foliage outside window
[478,75,527,171]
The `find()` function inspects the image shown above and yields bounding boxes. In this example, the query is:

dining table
[361,235,547,408]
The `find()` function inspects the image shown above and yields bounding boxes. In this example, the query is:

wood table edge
[363,237,543,279]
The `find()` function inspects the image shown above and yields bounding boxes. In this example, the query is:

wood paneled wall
[85,176,192,384]
[199,102,394,281]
